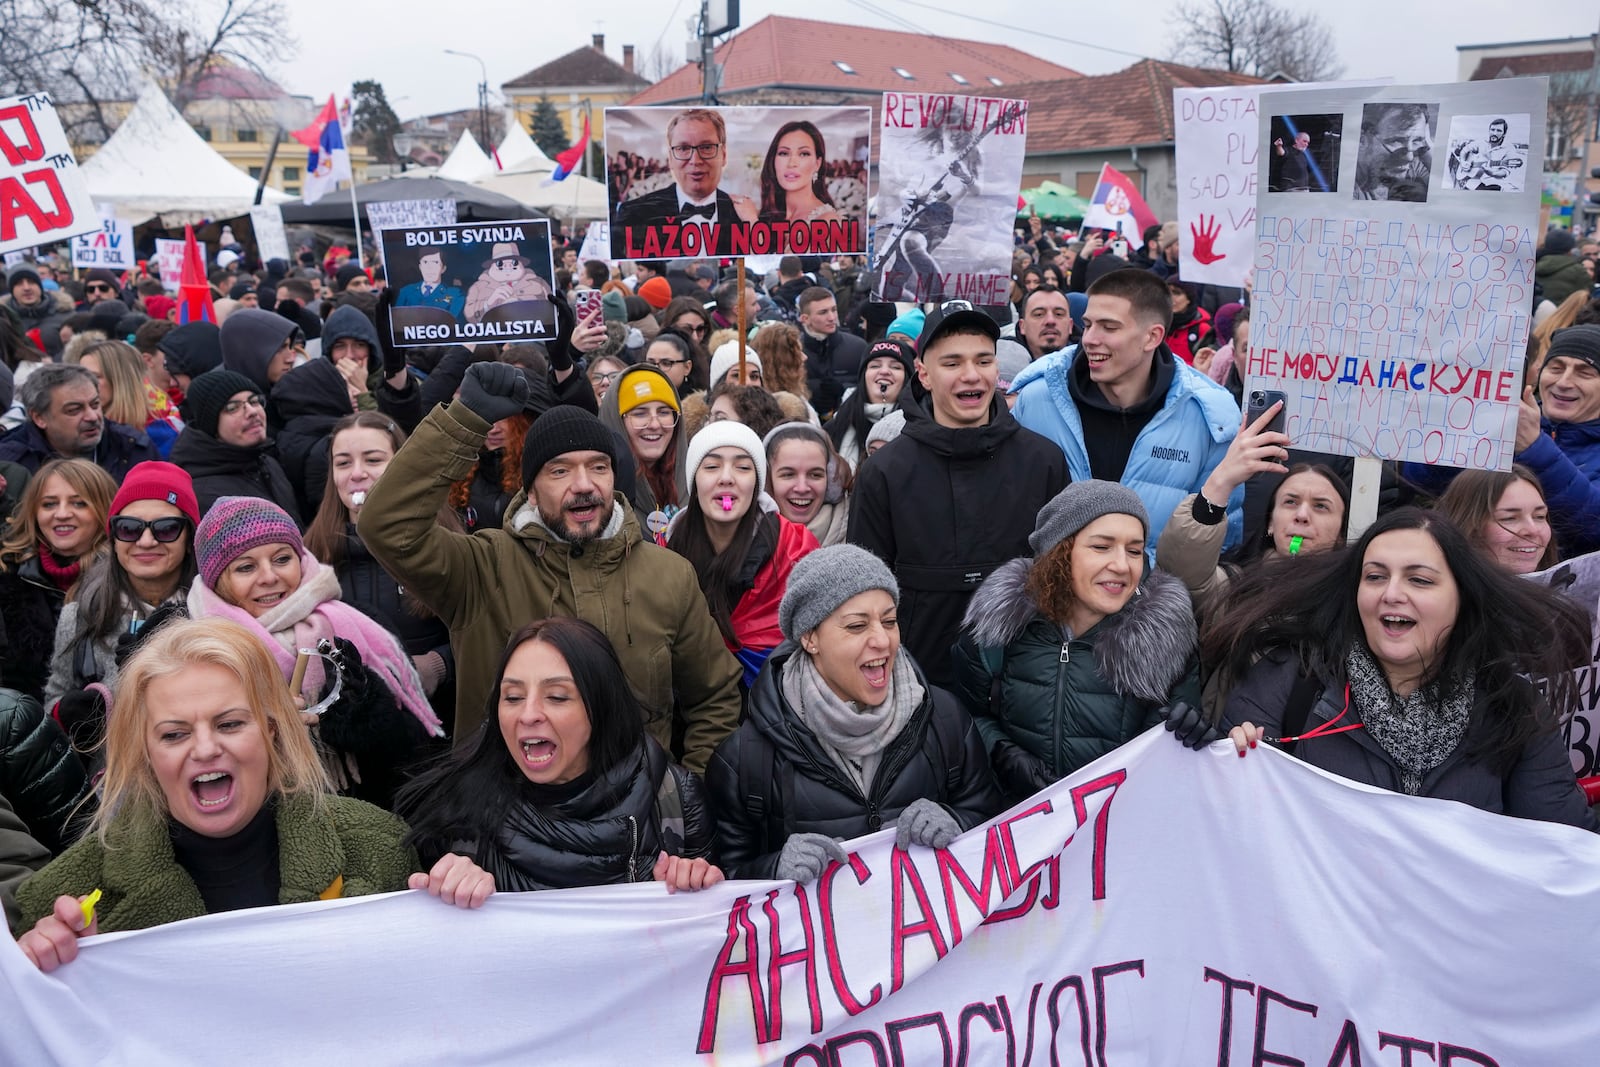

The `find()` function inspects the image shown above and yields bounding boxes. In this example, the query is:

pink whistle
[718,495,735,512]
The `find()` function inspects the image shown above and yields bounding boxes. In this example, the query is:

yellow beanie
[616,367,681,416]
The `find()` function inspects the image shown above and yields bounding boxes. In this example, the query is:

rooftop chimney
[623,44,635,73]
[592,33,605,53]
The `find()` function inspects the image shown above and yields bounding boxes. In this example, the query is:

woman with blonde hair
[0,458,117,701]
[70,338,183,457]
[13,618,437,971]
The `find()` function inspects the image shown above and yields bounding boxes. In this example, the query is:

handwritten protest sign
[577,219,609,263]
[364,197,457,237]
[1246,79,1545,469]
[381,218,556,347]
[71,206,134,270]
[248,204,289,262]
[605,105,871,258]
[0,92,97,255]
[1173,87,1262,287]
[153,237,195,291]
[1528,551,1600,778]
[6,731,1597,1064]
[872,93,1027,303]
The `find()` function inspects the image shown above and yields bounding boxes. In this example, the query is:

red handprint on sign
[1190,214,1226,265]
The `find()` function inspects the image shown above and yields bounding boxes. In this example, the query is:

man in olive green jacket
[357,364,742,773]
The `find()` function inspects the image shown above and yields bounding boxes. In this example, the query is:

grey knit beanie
[1029,480,1149,557]
[779,544,899,641]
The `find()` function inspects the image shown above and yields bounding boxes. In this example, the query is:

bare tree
[1166,0,1345,83]
[1546,69,1595,171]
[0,0,293,142]
[636,40,683,84]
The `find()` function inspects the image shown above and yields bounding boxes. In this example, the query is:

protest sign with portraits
[380,218,556,347]
[605,105,870,259]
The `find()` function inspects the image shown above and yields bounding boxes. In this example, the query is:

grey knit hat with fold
[779,544,899,640]
[1029,480,1149,557]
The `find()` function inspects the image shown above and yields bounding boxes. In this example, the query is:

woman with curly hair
[953,481,1200,803]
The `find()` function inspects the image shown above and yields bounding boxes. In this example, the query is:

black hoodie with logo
[847,393,1068,689]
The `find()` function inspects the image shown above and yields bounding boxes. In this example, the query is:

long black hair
[758,121,835,222]
[397,618,648,857]
[1202,507,1590,774]
[1225,463,1351,566]
[666,493,778,647]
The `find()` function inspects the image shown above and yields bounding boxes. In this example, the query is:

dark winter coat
[0,419,157,482]
[1,289,73,347]
[321,305,426,434]
[167,426,303,525]
[847,393,1068,690]
[1223,650,1598,831]
[418,738,715,892]
[315,638,438,812]
[706,645,1006,879]
[952,562,1201,795]
[801,328,868,420]
[0,558,65,703]
[270,358,351,519]
[0,688,93,855]
[1535,253,1592,309]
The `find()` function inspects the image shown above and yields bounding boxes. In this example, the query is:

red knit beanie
[108,461,200,530]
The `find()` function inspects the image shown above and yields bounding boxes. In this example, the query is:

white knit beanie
[709,341,761,388]
[685,419,768,493]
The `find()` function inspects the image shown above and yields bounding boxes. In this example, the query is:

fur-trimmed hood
[961,557,1196,704]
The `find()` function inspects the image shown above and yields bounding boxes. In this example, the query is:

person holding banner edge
[1173,508,1596,830]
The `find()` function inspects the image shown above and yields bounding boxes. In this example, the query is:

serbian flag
[551,115,590,181]
[176,226,216,326]
[292,95,352,205]
[1082,164,1158,244]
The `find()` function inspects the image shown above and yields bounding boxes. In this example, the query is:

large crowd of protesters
[2,207,1599,973]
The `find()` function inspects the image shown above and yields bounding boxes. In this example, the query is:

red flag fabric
[291,96,337,150]
[552,115,590,181]
[177,226,217,326]
[1083,164,1159,242]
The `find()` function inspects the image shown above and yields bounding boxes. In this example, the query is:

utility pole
[1576,13,1600,232]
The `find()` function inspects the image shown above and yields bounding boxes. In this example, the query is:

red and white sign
[0,92,98,255]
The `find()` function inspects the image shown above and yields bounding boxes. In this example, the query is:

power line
[873,0,1153,64]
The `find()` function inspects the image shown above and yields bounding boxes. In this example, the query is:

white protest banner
[606,105,872,258]
[6,730,1598,1064]
[0,91,98,256]
[577,219,610,263]
[381,218,555,347]
[1528,550,1600,778]
[248,204,290,262]
[872,93,1027,303]
[153,237,193,291]
[71,206,135,270]
[364,197,458,237]
[2,249,27,267]
[1247,79,1545,469]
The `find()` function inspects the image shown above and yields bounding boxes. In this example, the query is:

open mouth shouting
[1377,613,1416,638]
[190,770,235,811]
[519,737,557,769]
[860,657,889,689]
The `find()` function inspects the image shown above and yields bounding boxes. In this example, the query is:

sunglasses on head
[111,516,189,543]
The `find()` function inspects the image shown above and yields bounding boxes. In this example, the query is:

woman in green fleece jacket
[14,618,486,971]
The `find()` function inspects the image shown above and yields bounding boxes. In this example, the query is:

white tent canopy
[436,130,493,182]
[476,169,609,224]
[495,120,553,174]
[81,83,289,225]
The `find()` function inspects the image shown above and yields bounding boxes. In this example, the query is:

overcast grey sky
[279,0,1597,121]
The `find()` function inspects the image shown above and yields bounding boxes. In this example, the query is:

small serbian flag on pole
[177,226,217,326]
[551,115,590,181]
[292,95,352,205]
[1082,164,1158,243]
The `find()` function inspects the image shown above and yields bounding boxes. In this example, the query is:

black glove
[544,289,576,373]
[55,689,107,749]
[458,362,529,424]
[375,287,408,378]
[1163,701,1223,750]
[114,603,190,668]
[990,738,1053,799]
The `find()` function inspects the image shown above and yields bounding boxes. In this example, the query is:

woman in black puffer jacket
[707,545,1004,882]
[397,618,722,893]
[304,412,459,735]
[0,689,93,855]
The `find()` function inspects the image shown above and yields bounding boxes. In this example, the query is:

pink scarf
[187,549,443,737]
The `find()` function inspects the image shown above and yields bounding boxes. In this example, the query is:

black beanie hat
[521,405,617,489]
[1546,324,1600,374]
[184,368,261,438]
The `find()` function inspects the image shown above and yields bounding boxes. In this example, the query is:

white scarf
[781,651,924,796]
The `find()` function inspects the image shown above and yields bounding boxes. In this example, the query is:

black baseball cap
[915,299,1001,357]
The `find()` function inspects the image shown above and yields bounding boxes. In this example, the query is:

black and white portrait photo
[1446,113,1531,192]
[1353,102,1438,203]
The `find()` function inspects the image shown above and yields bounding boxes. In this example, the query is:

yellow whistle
[79,888,102,929]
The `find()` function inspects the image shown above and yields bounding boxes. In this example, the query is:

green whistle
[1289,535,1304,556]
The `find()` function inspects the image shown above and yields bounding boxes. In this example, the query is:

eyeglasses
[669,142,723,162]
[624,407,679,428]
[589,370,622,385]
[676,323,708,337]
[646,356,690,370]
[86,283,113,293]
[221,394,266,415]
[111,516,189,543]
